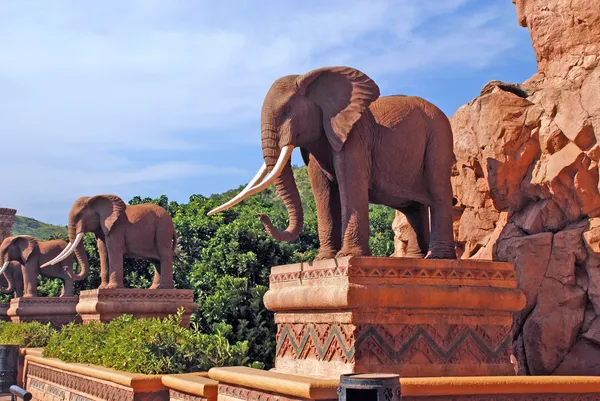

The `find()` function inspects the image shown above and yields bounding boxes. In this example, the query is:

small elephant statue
[209,66,456,260]
[0,235,89,297]
[0,261,24,298]
[43,194,176,289]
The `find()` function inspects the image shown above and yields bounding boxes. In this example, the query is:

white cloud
[0,0,530,223]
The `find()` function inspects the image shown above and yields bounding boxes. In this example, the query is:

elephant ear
[88,194,127,235]
[12,236,38,263]
[296,66,380,152]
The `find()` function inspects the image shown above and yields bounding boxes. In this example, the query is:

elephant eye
[282,106,292,118]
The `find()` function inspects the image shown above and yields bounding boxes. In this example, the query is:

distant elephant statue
[0,236,89,297]
[209,66,456,259]
[0,261,24,298]
[43,194,176,289]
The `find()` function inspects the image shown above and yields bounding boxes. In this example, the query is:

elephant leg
[13,271,24,298]
[334,153,371,258]
[97,238,110,289]
[309,156,342,260]
[21,263,38,297]
[152,225,174,289]
[105,237,125,289]
[158,255,174,289]
[61,266,75,297]
[425,137,457,259]
[398,203,430,258]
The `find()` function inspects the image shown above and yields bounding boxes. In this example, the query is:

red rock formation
[393,0,600,374]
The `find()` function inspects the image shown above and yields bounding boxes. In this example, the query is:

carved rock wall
[393,0,600,374]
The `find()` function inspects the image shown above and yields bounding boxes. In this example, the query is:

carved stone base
[76,289,197,327]
[264,256,526,378]
[0,302,10,321]
[7,297,80,328]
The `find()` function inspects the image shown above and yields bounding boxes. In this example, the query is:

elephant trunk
[69,226,90,281]
[259,130,303,242]
[0,276,13,294]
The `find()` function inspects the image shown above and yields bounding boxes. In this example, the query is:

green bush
[43,311,259,374]
[0,321,56,347]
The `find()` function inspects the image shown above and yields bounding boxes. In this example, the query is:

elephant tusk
[41,233,84,267]
[40,242,73,268]
[47,241,75,266]
[207,162,268,216]
[207,146,294,215]
[0,262,9,276]
[246,145,295,193]
[63,266,75,279]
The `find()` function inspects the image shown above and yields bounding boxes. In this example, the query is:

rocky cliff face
[393,0,600,374]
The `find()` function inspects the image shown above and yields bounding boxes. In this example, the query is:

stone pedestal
[76,288,198,327]
[264,256,526,378]
[7,297,80,327]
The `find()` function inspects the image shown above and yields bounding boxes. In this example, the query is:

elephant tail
[172,231,178,253]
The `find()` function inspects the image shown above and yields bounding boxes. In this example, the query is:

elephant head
[1,236,35,295]
[1,235,37,271]
[208,66,380,241]
[41,194,125,269]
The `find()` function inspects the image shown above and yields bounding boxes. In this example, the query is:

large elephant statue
[0,261,24,298]
[209,66,456,259]
[0,236,89,297]
[43,194,176,289]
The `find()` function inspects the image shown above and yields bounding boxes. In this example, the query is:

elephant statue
[0,261,24,298]
[0,236,89,297]
[209,66,456,260]
[43,194,176,289]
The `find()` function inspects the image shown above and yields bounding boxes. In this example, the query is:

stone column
[0,207,17,244]
[0,208,16,320]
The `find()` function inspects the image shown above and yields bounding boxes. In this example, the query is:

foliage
[11,216,67,240]
[16,165,397,368]
[43,311,255,375]
[0,321,56,347]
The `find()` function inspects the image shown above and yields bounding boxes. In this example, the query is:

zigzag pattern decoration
[355,324,511,364]
[276,324,355,362]
[270,265,516,283]
[276,323,511,365]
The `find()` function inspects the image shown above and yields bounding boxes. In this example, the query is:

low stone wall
[24,355,169,401]
[400,376,600,400]
[161,374,217,401]
[208,366,600,401]
[22,356,600,401]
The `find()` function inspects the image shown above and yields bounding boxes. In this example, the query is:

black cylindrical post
[0,345,19,394]
[338,373,401,401]
[9,385,32,401]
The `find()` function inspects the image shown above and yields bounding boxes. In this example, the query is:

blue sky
[0,0,537,225]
